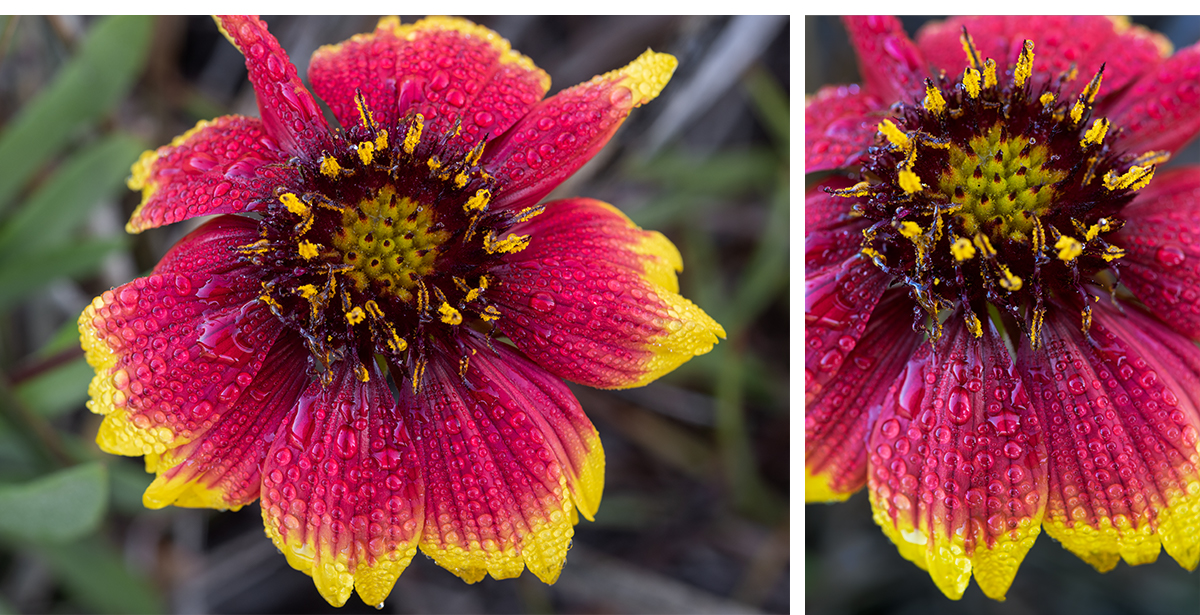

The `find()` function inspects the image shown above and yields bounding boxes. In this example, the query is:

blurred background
[0,15,790,615]
[805,15,1200,615]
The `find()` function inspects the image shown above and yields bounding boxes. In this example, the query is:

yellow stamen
[998,265,1023,291]
[320,154,341,178]
[1039,92,1056,106]
[1102,245,1126,262]
[355,363,370,382]
[357,140,375,165]
[1055,235,1083,261]
[364,299,384,320]
[346,306,366,325]
[831,181,872,198]
[1069,100,1086,126]
[966,311,983,337]
[480,304,501,322]
[923,82,946,114]
[982,58,997,89]
[438,301,462,325]
[404,114,424,155]
[1014,41,1035,88]
[951,236,976,261]
[1081,118,1109,149]
[483,231,531,254]
[973,234,997,258]
[298,240,320,260]
[898,169,923,194]
[374,129,388,151]
[960,29,982,70]
[963,67,982,98]
[878,119,910,150]
[1103,165,1155,191]
[898,221,922,238]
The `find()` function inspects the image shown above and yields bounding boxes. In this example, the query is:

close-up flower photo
[0,15,789,614]
[806,15,1200,614]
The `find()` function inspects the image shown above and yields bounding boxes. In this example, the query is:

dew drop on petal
[1154,245,1185,267]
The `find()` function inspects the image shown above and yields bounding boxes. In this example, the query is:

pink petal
[805,83,884,172]
[842,16,928,105]
[1108,41,1200,155]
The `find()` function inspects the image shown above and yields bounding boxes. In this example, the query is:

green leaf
[627,148,777,194]
[744,66,790,155]
[0,15,152,214]
[0,462,108,542]
[0,133,145,256]
[0,237,125,311]
[39,536,165,614]
[15,355,93,418]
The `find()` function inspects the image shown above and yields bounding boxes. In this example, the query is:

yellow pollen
[1085,218,1113,241]
[998,265,1023,291]
[427,157,441,171]
[951,237,976,261]
[454,172,469,188]
[1103,165,1155,191]
[364,299,384,319]
[404,114,424,155]
[259,293,280,309]
[898,169,923,194]
[298,240,320,260]
[963,67,982,98]
[320,153,342,177]
[1082,68,1104,104]
[483,231,531,254]
[480,304,501,322]
[281,192,308,217]
[358,140,376,165]
[982,58,997,89]
[898,221,923,238]
[923,82,946,114]
[960,30,982,70]
[860,246,883,261]
[973,234,997,257]
[1081,118,1110,148]
[966,312,983,337]
[346,306,366,325]
[438,301,462,325]
[1055,235,1083,261]
[1039,92,1056,106]
[1014,40,1035,88]
[878,119,910,150]
[355,363,370,382]
[832,181,872,198]
[1070,100,1086,125]
[375,129,388,151]
[1102,244,1126,262]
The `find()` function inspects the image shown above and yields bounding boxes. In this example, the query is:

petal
[309,16,549,160]
[141,334,309,510]
[483,50,677,212]
[806,291,922,502]
[869,317,1048,600]
[214,15,332,159]
[80,217,286,458]
[804,255,890,401]
[805,177,870,273]
[260,359,424,608]
[1108,41,1200,156]
[842,16,928,104]
[804,83,884,172]
[489,198,723,389]
[1019,302,1200,573]
[402,330,603,585]
[917,16,1169,109]
[126,115,295,233]
[1116,167,1200,341]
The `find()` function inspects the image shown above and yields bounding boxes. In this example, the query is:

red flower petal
[806,177,869,273]
[214,16,331,159]
[869,317,1048,600]
[1018,303,1200,573]
[804,84,884,172]
[1107,41,1200,156]
[842,16,927,105]
[309,17,549,161]
[490,198,723,389]
[261,359,423,608]
[142,334,309,510]
[79,217,287,459]
[805,255,890,401]
[483,50,677,212]
[401,330,604,585]
[126,115,294,233]
[1116,167,1200,341]
[806,291,921,501]
[917,16,1168,109]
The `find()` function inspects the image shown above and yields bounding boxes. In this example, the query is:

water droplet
[880,418,901,439]
[1003,442,1023,459]
[530,292,556,312]
[988,412,1021,436]
[1155,245,1186,267]
[1067,375,1087,396]
[335,425,358,459]
[948,387,972,425]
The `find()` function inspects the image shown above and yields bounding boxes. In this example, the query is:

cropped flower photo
[806,15,1200,614]
[0,15,789,614]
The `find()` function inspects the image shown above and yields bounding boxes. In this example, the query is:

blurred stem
[0,16,18,66]
[723,171,790,337]
[744,64,790,156]
[0,375,76,469]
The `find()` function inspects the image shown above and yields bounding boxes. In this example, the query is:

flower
[806,16,1200,600]
[80,15,723,607]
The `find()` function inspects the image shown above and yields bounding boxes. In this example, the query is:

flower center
[331,186,449,303]
[832,34,1167,346]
